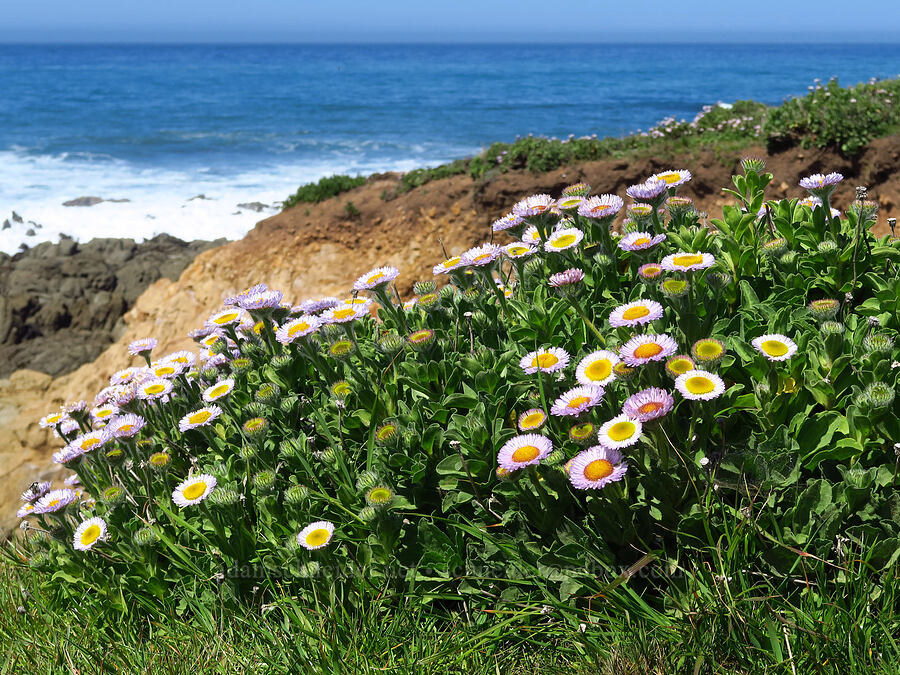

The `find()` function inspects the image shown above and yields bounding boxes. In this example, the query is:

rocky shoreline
[0,234,224,378]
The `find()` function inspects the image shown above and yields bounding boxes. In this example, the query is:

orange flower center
[511,445,540,463]
[532,353,559,369]
[583,459,614,481]
[622,306,651,321]
[633,343,663,359]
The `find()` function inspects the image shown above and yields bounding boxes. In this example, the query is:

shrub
[14,164,900,618]
[282,174,366,211]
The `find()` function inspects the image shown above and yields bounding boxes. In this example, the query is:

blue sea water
[1,43,899,250]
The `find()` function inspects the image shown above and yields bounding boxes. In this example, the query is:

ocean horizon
[2,42,899,253]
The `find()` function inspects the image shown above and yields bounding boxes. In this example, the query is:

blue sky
[3,0,900,42]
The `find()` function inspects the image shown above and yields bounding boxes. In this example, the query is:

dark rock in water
[27,221,42,229]
[1,220,9,230]
[25,228,35,237]
[0,233,225,378]
[106,198,131,203]
[63,196,105,207]
[237,202,268,212]
[11,211,23,223]
[232,211,242,215]
[188,194,212,201]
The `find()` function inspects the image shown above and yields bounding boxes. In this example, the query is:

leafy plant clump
[13,164,900,642]
[281,174,367,210]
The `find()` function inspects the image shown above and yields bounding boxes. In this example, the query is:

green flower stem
[566,296,605,344]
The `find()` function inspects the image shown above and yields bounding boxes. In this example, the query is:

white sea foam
[0,149,467,254]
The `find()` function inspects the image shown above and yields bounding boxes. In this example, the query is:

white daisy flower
[575,350,620,386]
[568,445,628,490]
[608,300,664,328]
[619,334,679,366]
[497,434,553,472]
[73,517,107,551]
[597,414,643,450]
[674,369,727,400]
[297,521,335,550]
[520,347,570,374]
[172,474,217,507]
[751,334,798,362]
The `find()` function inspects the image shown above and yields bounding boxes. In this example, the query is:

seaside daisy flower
[497,434,553,472]
[136,377,173,400]
[651,169,692,187]
[297,521,335,550]
[331,380,351,398]
[621,387,675,422]
[504,243,536,259]
[237,288,284,310]
[275,315,321,344]
[462,243,502,267]
[17,503,35,519]
[675,369,726,400]
[161,350,197,368]
[66,429,111,458]
[203,379,235,403]
[556,195,584,211]
[608,299,664,328]
[21,481,52,503]
[172,474,217,507]
[128,338,158,356]
[520,347,570,374]
[492,213,524,232]
[89,403,119,423]
[544,227,584,253]
[512,194,555,217]
[33,488,78,514]
[577,194,624,219]
[149,452,171,470]
[151,359,186,378]
[298,297,341,314]
[619,334,678,367]
[618,231,666,252]
[799,172,843,198]
[517,408,547,431]
[568,421,596,445]
[661,252,716,272]
[178,405,223,432]
[521,225,541,244]
[637,263,663,280]
[38,411,67,429]
[207,308,245,328]
[205,353,230,368]
[365,485,395,508]
[432,255,464,275]
[568,446,628,490]
[354,266,400,291]
[224,283,267,306]
[575,350,620,386]
[548,268,585,289]
[692,338,726,363]
[751,334,798,361]
[109,413,146,438]
[597,414,643,450]
[408,328,436,348]
[626,179,667,202]
[321,305,367,324]
[550,385,605,417]
[110,367,139,385]
[73,517,107,551]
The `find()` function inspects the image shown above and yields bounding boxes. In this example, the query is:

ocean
[1,43,899,253]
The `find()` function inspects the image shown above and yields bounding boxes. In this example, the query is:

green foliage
[343,200,361,218]
[765,77,900,155]
[282,174,366,210]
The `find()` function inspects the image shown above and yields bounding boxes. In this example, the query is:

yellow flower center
[567,396,592,409]
[409,330,432,343]
[288,322,310,337]
[590,205,611,216]
[521,412,544,428]
[203,335,219,346]
[607,421,636,442]
[346,298,367,305]
[172,356,189,364]
[150,454,169,466]
[638,402,663,415]
[80,524,101,546]
[668,358,693,374]
[47,414,62,424]
[333,383,350,396]
[333,308,355,320]
[696,342,723,358]
[512,445,541,463]
[253,320,265,335]
[154,366,175,377]
[443,256,461,268]
[584,359,611,381]
[685,376,715,395]
[368,488,392,503]
[119,424,133,434]
[367,272,385,284]
[532,353,559,369]
[508,246,529,256]
[213,312,239,324]
[641,265,661,277]
[208,384,230,398]
[473,253,492,263]
[658,172,681,184]
[552,234,577,248]
[761,340,789,356]
[583,459,614,481]
[633,343,663,359]
[47,499,60,509]
[306,528,331,547]
[532,204,548,213]
[570,424,593,439]
[182,482,207,501]
[81,438,101,451]
[622,306,651,321]
[188,411,212,425]
[145,384,166,395]
[672,254,704,267]
[632,237,651,246]
[95,408,114,418]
